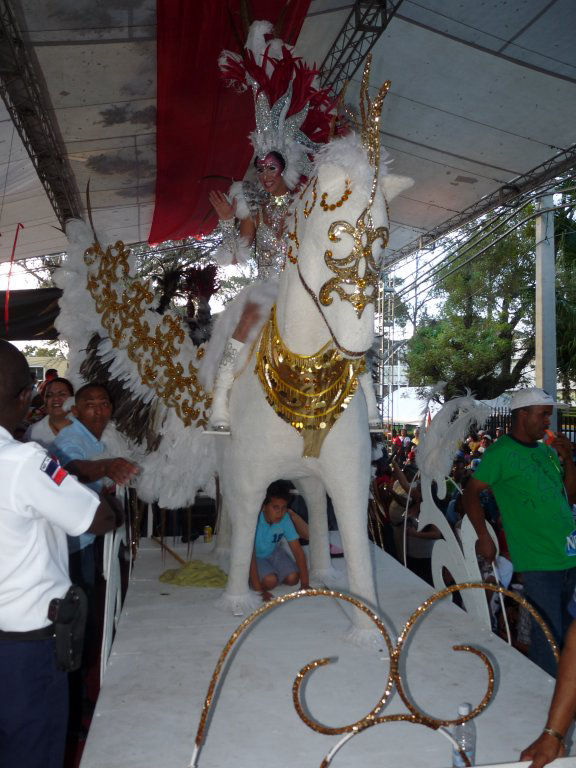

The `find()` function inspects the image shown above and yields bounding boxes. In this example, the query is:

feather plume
[56,218,219,509]
[416,390,491,498]
[218,24,335,178]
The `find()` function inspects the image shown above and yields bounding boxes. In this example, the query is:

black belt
[0,625,55,641]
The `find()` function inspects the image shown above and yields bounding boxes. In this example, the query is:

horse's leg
[216,478,267,615]
[321,465,382,644]
[359,372,380,427]
[293,477,337,585]
[214,494,232,558]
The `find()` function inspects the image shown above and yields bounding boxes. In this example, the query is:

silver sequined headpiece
[219,20,335,189]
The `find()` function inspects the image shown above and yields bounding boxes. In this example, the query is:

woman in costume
[202,21,335,431]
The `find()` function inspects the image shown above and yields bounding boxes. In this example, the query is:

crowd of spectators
[372,394,576,697]
[5,360,576,768]
[372,423,518,631]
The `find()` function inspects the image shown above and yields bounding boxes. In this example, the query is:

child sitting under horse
[249,480,309,602]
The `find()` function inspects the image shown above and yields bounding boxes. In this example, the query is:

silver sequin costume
[214,181,293,279]
[253,191,292,279]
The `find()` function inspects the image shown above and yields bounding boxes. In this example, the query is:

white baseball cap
[509,387,570,411]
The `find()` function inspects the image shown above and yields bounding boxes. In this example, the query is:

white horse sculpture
[55,73,411,642]
[218,131,412,638]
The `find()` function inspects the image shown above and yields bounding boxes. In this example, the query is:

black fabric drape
[0,288,62,340]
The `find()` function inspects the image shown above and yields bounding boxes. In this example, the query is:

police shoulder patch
[40,455,68,486]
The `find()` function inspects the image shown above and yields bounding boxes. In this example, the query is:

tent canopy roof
[0,0,574,262]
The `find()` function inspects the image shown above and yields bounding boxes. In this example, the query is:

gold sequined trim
[320,178,351,211]
[84,240,210,428]
[255,305,364,457]
[319,210,388,318]
[303,177,318,218]
[316,57,391,318]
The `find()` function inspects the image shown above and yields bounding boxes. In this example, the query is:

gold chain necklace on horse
[256,305,365,458]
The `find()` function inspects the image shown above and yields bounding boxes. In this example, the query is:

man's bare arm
[463,476,496,562]
[66,457,139,486]
[390,458,411,493]
[520,620,576,767]
[553,434,576,504]
[87,496,119,535]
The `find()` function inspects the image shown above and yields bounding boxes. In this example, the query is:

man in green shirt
[464,387,576,676]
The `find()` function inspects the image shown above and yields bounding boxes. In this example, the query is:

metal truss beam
[389,142,576,262]
[320,0,404,95]
[0,0,82,225]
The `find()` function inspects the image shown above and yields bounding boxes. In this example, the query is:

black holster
[47,585,88,672]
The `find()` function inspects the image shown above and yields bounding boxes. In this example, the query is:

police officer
[0,340,118,768]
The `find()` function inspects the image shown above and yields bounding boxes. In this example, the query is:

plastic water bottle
[452,702,476,767]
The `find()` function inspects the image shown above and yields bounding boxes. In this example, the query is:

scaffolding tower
[374,277,397,430]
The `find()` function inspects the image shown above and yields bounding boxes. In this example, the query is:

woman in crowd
[24,377,74,449]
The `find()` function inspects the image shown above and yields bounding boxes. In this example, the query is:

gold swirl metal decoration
[318,56,390,319]
[84,240,210,428]
[255,305,364,457]
[189,583,559,768]
[320,214,388,318]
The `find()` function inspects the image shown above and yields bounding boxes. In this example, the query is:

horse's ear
[381,173,414,202]
[317,162,347,192]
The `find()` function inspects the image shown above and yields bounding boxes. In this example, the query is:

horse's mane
[313,133,389,190]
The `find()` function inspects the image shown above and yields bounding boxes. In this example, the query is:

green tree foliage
[22,342,66,358]
[405,211,536,400]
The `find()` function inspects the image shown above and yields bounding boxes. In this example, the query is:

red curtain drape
[149,0,312,244]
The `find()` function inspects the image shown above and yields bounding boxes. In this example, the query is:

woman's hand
[209,190,235,220]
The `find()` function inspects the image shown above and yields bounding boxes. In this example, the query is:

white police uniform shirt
[0,425,100,632]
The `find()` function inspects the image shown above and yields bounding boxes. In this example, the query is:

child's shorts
[256,544,297,583]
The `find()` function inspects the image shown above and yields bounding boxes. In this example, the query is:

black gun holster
[47,585,88,672]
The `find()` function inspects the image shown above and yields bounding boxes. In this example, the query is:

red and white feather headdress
[218,20,335,189]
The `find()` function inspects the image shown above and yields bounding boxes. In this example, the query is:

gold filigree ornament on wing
[319,56,391,319]
[255,305,364,458]
[84,240,211,428]
[189,583,559,768]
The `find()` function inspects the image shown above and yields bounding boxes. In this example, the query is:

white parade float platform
[80,538,575,768]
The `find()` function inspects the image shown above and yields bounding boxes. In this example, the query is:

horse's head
[290,133,412,356]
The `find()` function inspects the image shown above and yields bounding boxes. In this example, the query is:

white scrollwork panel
[418,482,499,630]
[100,493,128,682]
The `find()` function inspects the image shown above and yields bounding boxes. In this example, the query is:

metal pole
[534,194,557,426]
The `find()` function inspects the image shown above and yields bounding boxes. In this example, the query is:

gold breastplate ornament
[255,306,364,457]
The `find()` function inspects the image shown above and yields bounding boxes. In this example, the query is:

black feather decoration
[80,333,162,451]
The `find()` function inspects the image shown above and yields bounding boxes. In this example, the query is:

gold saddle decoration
[255,305,364,458]
[84,239,210,428]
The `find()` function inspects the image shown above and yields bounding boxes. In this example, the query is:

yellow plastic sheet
[159,560,228,588]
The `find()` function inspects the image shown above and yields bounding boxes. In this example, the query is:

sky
[0,261,39,351]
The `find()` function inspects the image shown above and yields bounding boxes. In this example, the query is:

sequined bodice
[254,193,292,280]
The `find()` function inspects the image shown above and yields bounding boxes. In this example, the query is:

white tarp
[381,386,442,425]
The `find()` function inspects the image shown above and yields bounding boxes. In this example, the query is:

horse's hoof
[214,592,260,615]
[344,626,388,652]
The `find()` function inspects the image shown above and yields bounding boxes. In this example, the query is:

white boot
[207,338,244,433]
